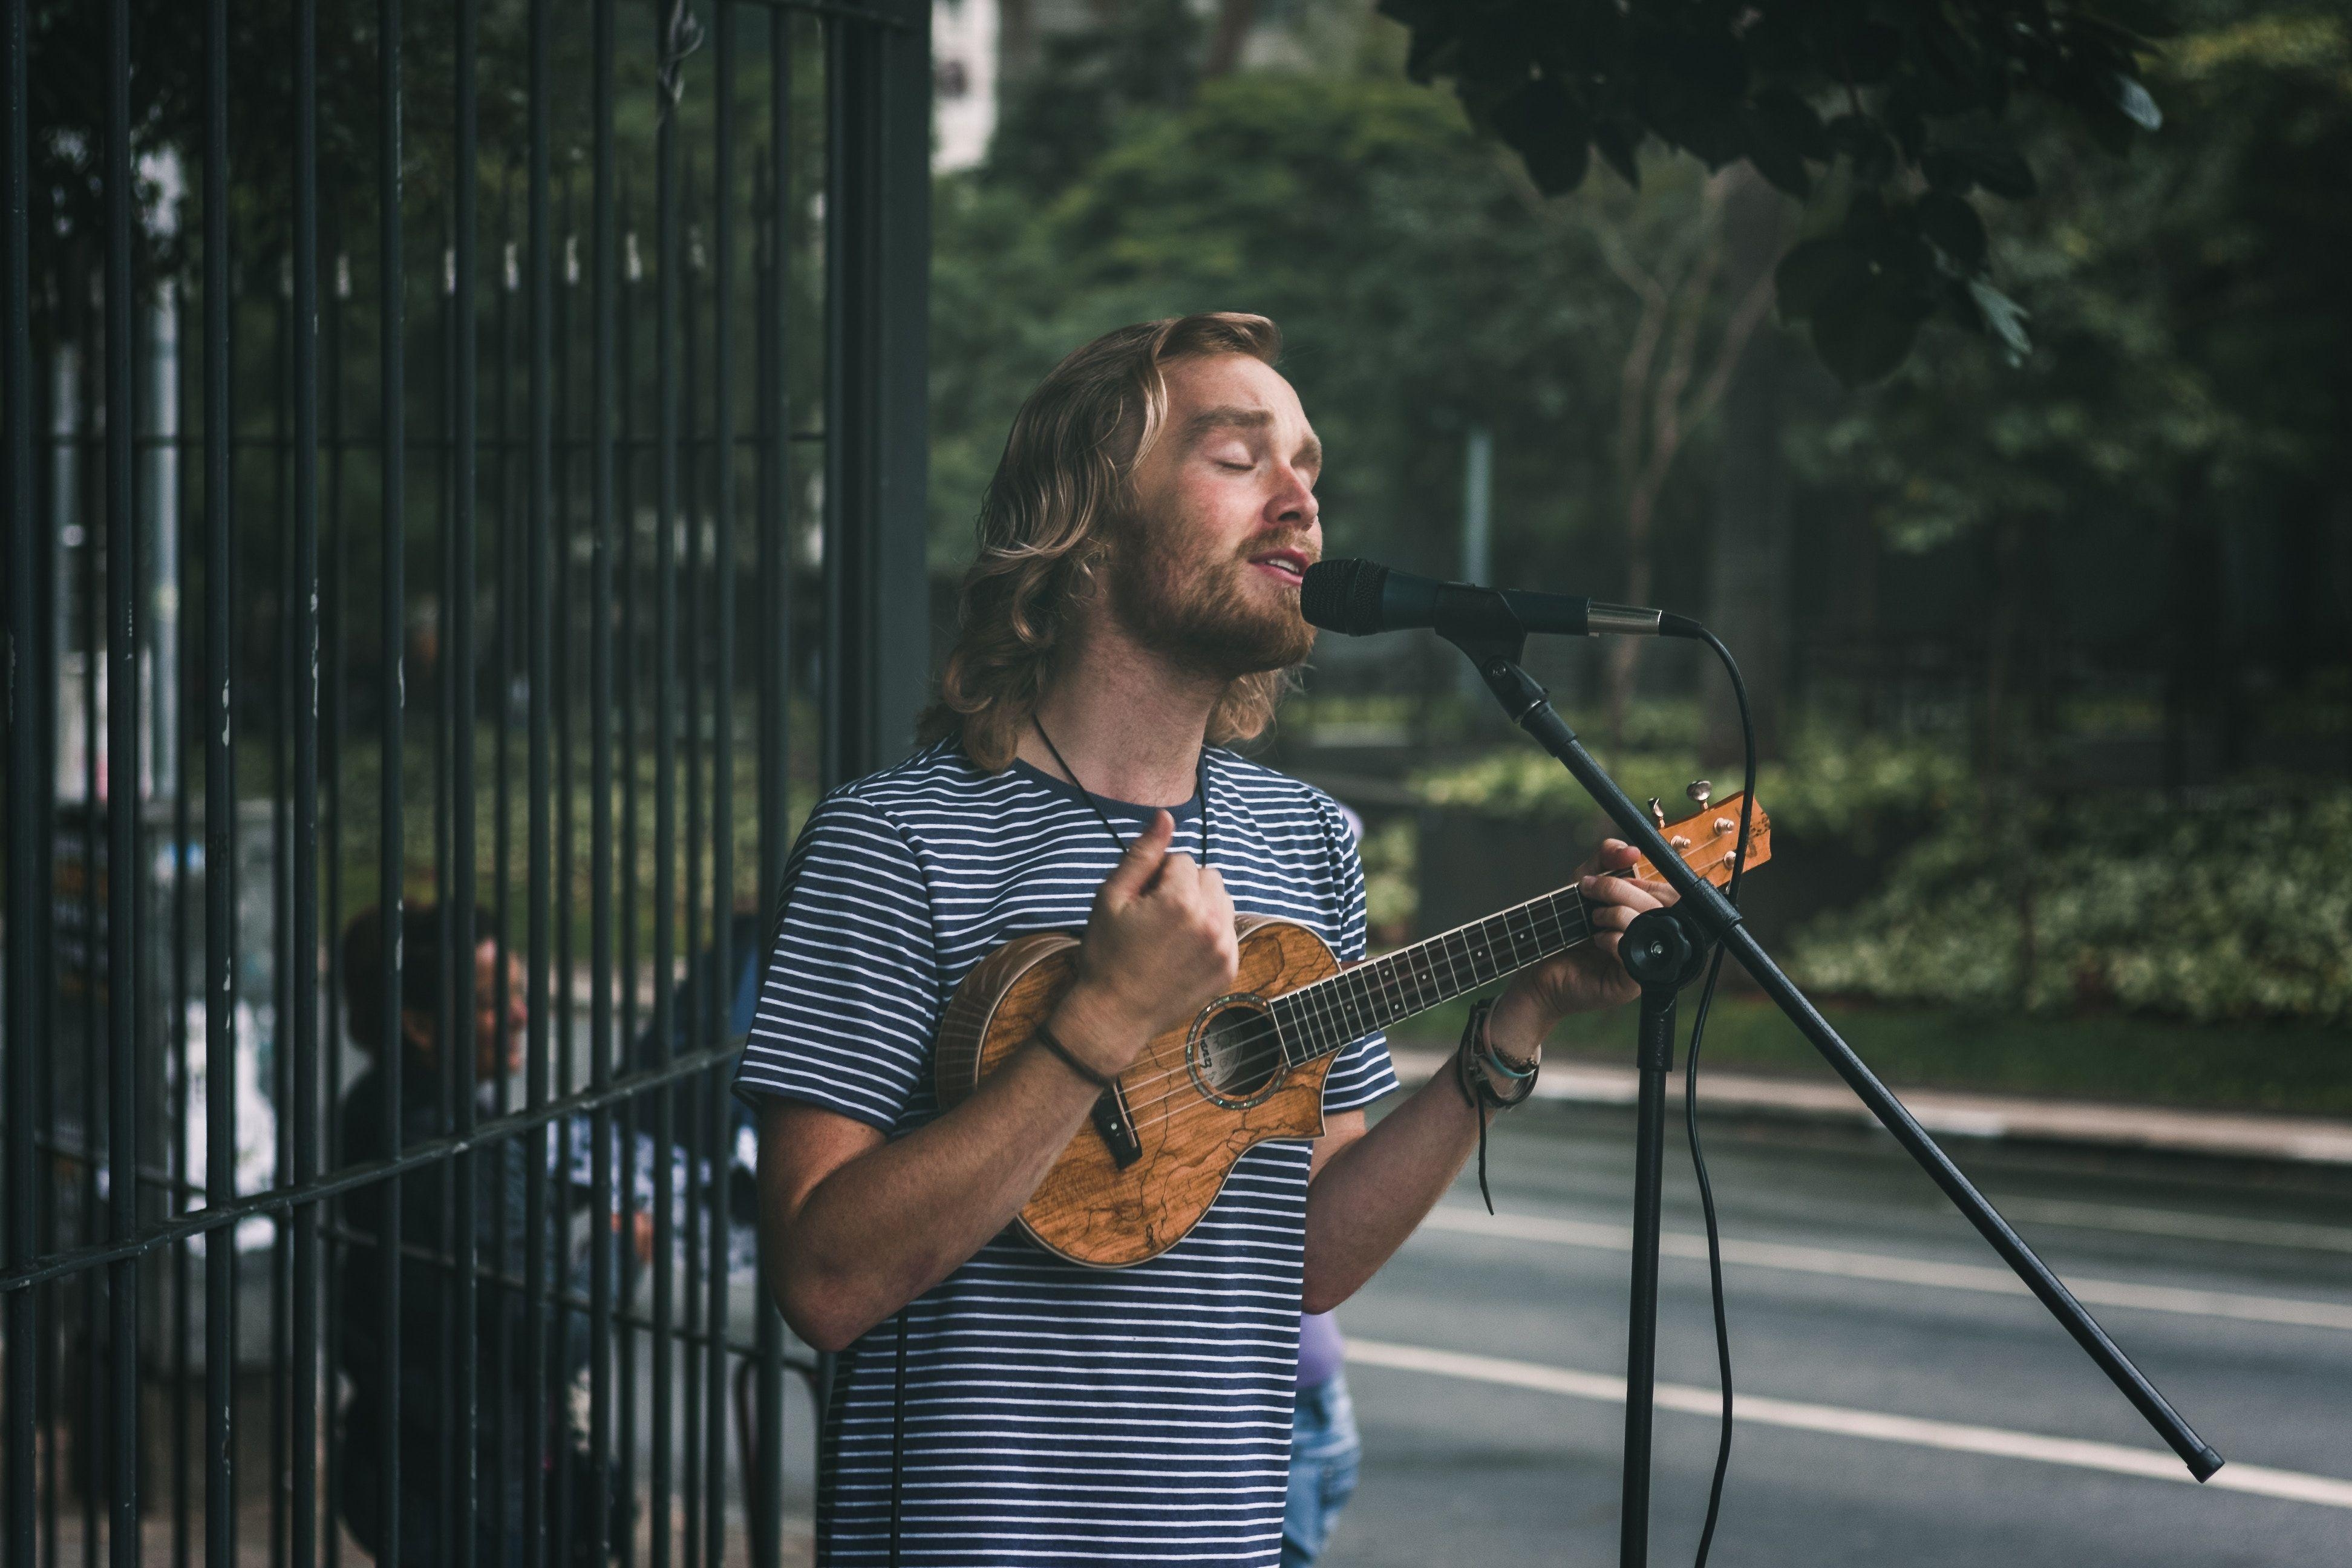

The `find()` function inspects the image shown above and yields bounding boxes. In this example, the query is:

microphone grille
[1299,558,1387,635]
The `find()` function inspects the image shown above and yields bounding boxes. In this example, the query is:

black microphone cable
[1682,626,1755,1567]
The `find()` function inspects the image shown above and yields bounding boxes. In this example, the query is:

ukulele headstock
[1628,782,1771,890]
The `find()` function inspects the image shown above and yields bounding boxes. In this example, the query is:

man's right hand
[1051,810,1240,1075]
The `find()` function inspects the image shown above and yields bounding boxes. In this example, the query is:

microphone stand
[1428,593,2223,1568]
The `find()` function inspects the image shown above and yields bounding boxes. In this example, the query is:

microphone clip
[1431,584,1548,722]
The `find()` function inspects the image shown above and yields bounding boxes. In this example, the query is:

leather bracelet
[1031,1021,1117,1092]
[1454,1001,1539,1111]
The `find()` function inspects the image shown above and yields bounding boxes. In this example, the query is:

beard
[1108,518,1317,680]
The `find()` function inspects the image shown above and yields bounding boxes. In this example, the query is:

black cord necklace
[1031,713,1212,870]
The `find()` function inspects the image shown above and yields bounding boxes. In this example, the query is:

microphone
[1300,558,1700,641]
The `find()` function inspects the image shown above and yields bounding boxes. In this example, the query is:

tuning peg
[1648,798,1667,832]
[1686,779,1713,811]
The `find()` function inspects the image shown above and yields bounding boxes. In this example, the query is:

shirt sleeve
[1316,794,1400,1114]
[731,791,941,1133]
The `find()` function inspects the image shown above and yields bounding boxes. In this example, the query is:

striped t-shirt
[734,737,1396,1565]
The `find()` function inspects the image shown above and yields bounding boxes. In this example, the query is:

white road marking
[1345,1339,2352,1510]
[1991,1196,2352,1255]
[1419,1206,2352,1333]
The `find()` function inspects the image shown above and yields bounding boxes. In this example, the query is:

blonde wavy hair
[918,312,1298,771]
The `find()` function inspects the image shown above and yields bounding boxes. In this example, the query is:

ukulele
[934,787,1771,1268]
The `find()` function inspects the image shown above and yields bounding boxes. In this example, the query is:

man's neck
[1016,620,1224,808]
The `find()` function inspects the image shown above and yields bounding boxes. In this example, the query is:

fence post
[823,0,931,785]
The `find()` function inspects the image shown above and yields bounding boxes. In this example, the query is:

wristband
[1032,1022,1117,1091]
[1454,1001,1539,1111]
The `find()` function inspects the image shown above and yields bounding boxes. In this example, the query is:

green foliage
[1792,785,2352,1022]
[931,68,1690,574]
[1411,721,1970,841]
[1794,6,2349,555]
[1377,0,2171,385]
[1356,814,1419,939]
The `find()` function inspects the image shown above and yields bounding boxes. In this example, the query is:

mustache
[1236,533,1320,566]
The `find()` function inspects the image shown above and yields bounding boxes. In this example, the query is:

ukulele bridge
[1089,1083,1142,1168]
[1186,993,1288,1109]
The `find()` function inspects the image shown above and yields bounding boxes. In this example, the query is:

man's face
[394,937,526,1086]
[1109,353,1322,679]
[474,939,528,1085]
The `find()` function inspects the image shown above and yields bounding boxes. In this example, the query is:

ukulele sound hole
[1189,999,1286,1108]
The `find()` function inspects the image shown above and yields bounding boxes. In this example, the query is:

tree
[1788,3,2351,780]
[1583,166,1779,742]
[1377,0,2171,386]
[931,70,1648,592]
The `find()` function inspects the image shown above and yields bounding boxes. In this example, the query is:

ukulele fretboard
[1269,884,1594,1063]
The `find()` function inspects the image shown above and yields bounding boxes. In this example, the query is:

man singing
[739,312,1669,1563]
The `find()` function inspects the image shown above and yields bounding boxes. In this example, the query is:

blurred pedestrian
[333,901,644,1565]
[1284,1308,1362,1566]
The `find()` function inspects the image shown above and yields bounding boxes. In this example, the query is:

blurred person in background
[335,902,645,1565]
[1285,1308,1361,1566]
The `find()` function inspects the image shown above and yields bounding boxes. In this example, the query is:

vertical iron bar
[31,230,59,1568]
[432,207,458,1567]
[488,183,517,1563]
[450,3,483,1563]
[523,4,555,1564]
[751,16,795,1560]
[613,197,644,1568]
[823,1,930,782]
[198,4,237,1557]
[36,327,60,1568]
[819,9,844,789]
[318,228,347,1568]
[267,250,288,1568]
[290,0,330,1561]
[587,4,619,1564]
[4,1,45,1561]
[80,265,102,1568]
[36,298,59,1567]
[34,296,59,1568]
[706,10,740,1562]
[549,162,578,1568]
[171,264,196,1568]
[102,0,143,1555]
[371,1,405,1563]
[678,148,705,1568]
[653,0,685,1557]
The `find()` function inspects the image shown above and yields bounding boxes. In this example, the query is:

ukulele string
[1105,890,1605,1131]
[1091,847,1703,1126]
[1101,883,1602,1122]
[1108,894,1598,1120]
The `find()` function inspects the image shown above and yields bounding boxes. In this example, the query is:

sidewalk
[1387,1050,2352,1166]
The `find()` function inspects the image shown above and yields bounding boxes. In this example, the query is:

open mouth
[1248,548,1310,586]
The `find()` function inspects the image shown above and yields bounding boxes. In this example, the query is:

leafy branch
[1378,0,2170,384]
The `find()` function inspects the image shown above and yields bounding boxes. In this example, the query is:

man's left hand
[1495,839,1676,1039]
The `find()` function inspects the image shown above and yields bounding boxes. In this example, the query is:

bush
[1792,785,2352,1024]
[1411,720,1970,844]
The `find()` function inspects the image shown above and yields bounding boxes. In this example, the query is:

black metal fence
[2,1,932,1563]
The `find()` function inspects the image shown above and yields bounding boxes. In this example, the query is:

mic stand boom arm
[1427,592,2222,1560]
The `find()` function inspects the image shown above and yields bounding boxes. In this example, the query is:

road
[1322,1098,2352,1568]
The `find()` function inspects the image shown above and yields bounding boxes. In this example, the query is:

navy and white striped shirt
[735,737,1395,1565]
